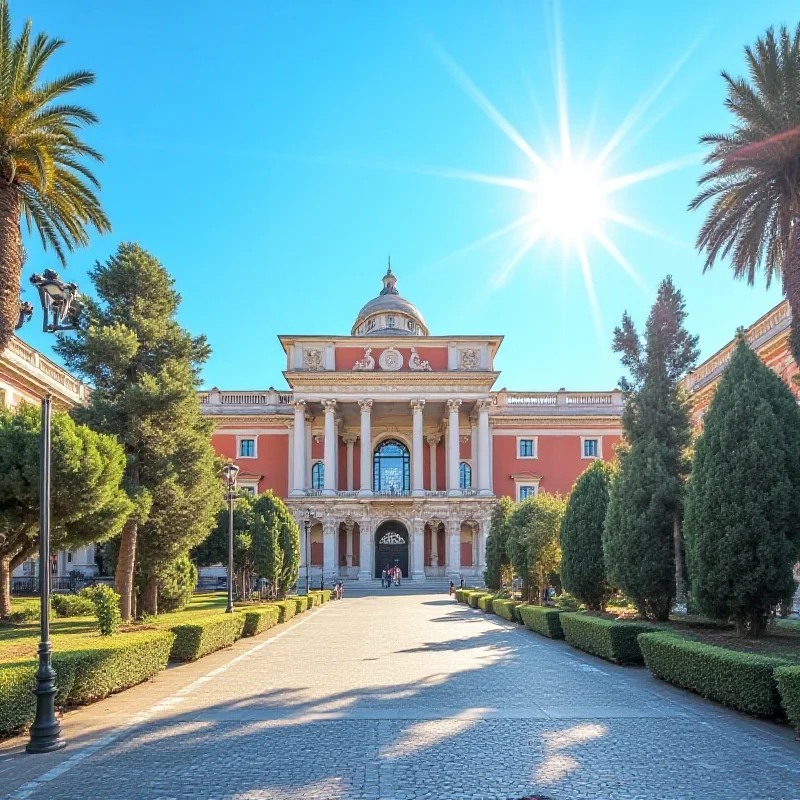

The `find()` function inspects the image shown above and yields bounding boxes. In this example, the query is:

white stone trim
[580,435,603,459]
[513,475,541,502]
[495,428,622,436]
[515,435,538,459]
[236,434,258,459]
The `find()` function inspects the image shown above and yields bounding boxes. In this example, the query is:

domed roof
[351,263,428,336]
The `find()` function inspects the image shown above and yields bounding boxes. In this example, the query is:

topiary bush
[775,665,800,733]
[639,632,789,717]
[157,554,198,613]
[477,594,496,613]
[81,585,122,635]
[240,605,280,637]
[52,593,95,618]
[560,613,656,664]
[493,599,523,622]
[308,590,332,604]
[454,589,469,604]
[269,600,296,623]
[518,605,566,639]
[168,613,245,661]
[467,591,490,608]
[287,595,311,614]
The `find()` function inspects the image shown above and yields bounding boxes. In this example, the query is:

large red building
[202,266,622,586]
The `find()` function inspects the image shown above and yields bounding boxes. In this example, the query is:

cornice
[285,370,499,389]
[490,415,622,426]
[208,416,293,428]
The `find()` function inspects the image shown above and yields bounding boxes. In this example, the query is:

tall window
[583,439,599,458]
[519,438,535,458]
[459,462,472,489]
[373,439,410,493]
[239,438,255,458]
[519,485,536,500]
[312,461,324,489]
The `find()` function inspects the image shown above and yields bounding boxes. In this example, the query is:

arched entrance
[374,520,409,578]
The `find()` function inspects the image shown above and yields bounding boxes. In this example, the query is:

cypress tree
[484,495,514,590]
[603,276,699,620]
[251,492,299,598]
[684,336,800,637]
[560,460,614,610]
[56,243,221,619]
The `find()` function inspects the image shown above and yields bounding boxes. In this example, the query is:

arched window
[373,439,410,493]
[311,461,324,489]
[459,462,472,489]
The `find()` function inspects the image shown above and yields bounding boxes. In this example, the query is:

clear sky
[18,0,798,391]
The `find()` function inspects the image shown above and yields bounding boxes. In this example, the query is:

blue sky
[19,0,797,390]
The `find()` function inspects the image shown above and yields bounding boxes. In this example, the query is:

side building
[202,267,623,586]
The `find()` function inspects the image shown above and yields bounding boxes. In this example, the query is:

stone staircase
[337,577,485,596]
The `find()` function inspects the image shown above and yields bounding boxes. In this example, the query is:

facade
[0,335,97,580]
[203,267,623,586]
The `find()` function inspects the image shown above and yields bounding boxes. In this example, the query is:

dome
[351,263,428,337]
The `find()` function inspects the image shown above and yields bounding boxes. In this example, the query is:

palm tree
[0,0,109,352]
[691,25,800,366]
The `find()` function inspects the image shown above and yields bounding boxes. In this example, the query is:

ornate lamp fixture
[30,270,82,333]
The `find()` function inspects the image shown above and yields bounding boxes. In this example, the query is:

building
[202,266,623,586]
[0,335,97,581]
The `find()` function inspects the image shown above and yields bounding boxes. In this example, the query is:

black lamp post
[25,269,82,755]
[303,508,315,595]
[222,463,239,613]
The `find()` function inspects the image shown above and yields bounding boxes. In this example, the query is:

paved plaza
[1,595,799,800]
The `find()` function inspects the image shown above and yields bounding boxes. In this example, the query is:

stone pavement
[1,595,799,800]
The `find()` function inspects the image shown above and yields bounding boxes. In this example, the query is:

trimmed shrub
[306,593,319,607]
[639,632,788,717]
[157,554,197,613]
[454,589,469,604]
[467,591,489,609]
[168,613,245,661]
[241,605,280,637]
[493,599,523,622]
[309,590,332,604]
[52,593,95,618]
[477,594,495,613]
[288,595,311,614]
[269,600,296,624]
[81,585,122,635]
[775,665,800,733]
[518,605,566,639]
[560,613,656,664]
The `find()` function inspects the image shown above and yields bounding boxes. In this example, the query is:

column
[412,520,425,582]
[322,399,337,495]
[323,519,336,586]
[345,518,354,567]
[343,435,357,492]
[426,435,440,492]
[291,400,307,496]
[411,399,425,497]
[448,519,461,580]
[357,516,372,580]
[447,399,462,496]
[358,399,373,496]
[477,399,492,495]
[430,522,439,567]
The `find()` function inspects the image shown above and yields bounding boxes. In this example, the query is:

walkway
[1,595,799,800]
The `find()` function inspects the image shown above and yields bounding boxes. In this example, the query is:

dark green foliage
[484,496,514,590]
[268,600,297,624]
[52,594,95,618]
[560,613,657,665]
[157,554,198,613]
[639,632,788,717]
[775,666,800,733]
[251,492,300,598]
[560,460,614,610]
[492,599,523,622]
[518,605,566,639]
[240,605,280,637]
[167,614,245,661]
[684,338,800,637]
[605,277,698,620]
[193,493,255,569]
[82,584,122,635]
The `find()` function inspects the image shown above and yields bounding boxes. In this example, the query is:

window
[373,439,410,493]
[312,461,325,489]
[239,438,255,458]
[366,318,375,331]
[239,485,257,496]
[518,438,535,458]
[519,485,537,500]
[387,314,395,328]
[583,438,599,458]
[67,552,73,563]
[407,319,415,332]
[459,462,472,489]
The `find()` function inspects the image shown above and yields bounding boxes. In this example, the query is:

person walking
[449,580,455,597]
[381,567,386,588]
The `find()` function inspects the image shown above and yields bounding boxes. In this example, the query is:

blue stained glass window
[373,439,410,493]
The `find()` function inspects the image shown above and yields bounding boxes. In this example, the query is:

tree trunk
[115,518,138,622]
[140,573,158,617]
[673,515,685,607]
[783,223,800,368]
[0,555,11,619]
[0,182,23,354]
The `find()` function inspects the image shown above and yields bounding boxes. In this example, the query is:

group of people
[381,565,402,588]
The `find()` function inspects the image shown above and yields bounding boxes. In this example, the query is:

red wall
[492,432,621,498]
[211,431,290,498]
[334,345,448,371]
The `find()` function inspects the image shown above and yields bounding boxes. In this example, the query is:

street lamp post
[25,269,83,755]
[222,463,240,613]
[303,508,315,595]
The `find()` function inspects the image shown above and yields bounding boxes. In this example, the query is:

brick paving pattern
[1,595,799,799]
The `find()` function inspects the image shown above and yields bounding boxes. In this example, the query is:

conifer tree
[684,336,800,637]
[560,460,614,610]
[56,243,220,620]
[251,492,300,598]
[484,495,514,590]
[603,276,698,620]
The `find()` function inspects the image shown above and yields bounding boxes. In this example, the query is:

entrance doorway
[374,520,409,578]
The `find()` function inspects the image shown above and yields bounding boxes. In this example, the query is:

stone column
[291,400,307,496]
[447,399,462,496]
[323,519,336,586]
[477,399,492,495]
[343,434,357,492]
[358,399,373,496]
[322,400,337,495]
[345,518,354,568]
[357,516,372,581]
[426,435,440,492]
[411,399,425,497]
[411,520,425,582]
[448,519,461,580]
[430,521,439,568]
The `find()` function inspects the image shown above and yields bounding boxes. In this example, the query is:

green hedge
[0,631,174,735]
[640,632,789,717]
[309,590,332,604]
[306,593,319,607]
[775,665,800,732]
[493,599,523,622]
[168,613,245,661]
[240,605,280,637]
[560,613,656,665]
[269,600,296,624]
[477,594,496,613]
[454,589,469,604]
[467,591,489,609]
[51,593,96,618]
[286,596,309,614]
[518,605,566,639]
